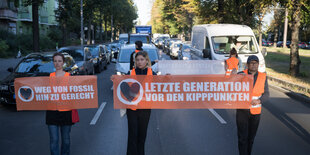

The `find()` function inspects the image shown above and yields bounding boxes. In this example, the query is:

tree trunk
[273,25,278,48]
[87,19,91,45]
[99,12,103,43]
[32,0,39,52]
[289,1,301,77]
[218,0,224,23]
[62,23,67,46]
[104,16,107,42]
[259,22,262,49]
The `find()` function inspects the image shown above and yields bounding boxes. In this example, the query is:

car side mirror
[262,48,267,57]
[7,67,13,72]
[203,49,211,58]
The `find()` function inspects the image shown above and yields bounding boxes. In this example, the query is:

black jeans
[236,109,260,155]
[126,109,151,155]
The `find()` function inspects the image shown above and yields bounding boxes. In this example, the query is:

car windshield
[59,49,84,61]
[85,46,99,56]
[119,37,128,43]
[15,57,55,73]
[182,45,191,52]
[211,36,258,54]
[129,36,150,44]
[118,49,158,63]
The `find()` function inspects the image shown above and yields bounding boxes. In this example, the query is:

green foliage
[0,29,57,58]
[0,40,9,58]
[56,0,137,43]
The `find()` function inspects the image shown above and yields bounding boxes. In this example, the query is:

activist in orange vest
[225,48,242,77]
[236,55,269,155]
[126,51,156,155]
[46,52,78,155]
[130,40,143,70]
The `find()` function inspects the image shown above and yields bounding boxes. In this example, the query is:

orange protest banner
[14,76,98,111]
[112,74,254,109]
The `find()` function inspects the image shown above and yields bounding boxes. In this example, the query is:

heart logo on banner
[120,82,140,101]
[20,88,32,100]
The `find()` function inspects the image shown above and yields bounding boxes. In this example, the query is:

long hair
[134,51,151,68]
[53,52,65,62]
[229,48,238,58]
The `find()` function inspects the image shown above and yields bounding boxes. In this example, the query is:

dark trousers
[236,109,260,155]
[126,109,151,155]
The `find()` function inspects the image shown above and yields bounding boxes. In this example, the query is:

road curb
[269,83,310,104]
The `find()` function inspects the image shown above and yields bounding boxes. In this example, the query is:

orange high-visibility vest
[135,49,140,53]
[130,67,152,76]
[244,69,266,115]
[50,72,70,111]
[130,68,152,110]
[225,57,239,77]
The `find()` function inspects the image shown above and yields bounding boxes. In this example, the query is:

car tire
[92,67,95,75]
[95,64,101,73]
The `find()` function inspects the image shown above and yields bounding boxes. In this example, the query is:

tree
[279,0,309,76]
[24,0,44,52]
[251,0,274,49]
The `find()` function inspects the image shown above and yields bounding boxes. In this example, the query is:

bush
[0,40,9,58]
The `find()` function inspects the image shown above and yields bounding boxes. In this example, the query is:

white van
[119,33,128,44]
[191,24,267,72]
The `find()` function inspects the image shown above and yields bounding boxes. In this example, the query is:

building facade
[0,0,58,35]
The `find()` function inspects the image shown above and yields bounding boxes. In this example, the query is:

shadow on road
[263,98,310,144]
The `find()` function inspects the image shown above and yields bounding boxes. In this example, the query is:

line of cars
[272,41,309,49]
[0,43,120,105]
[115,33,159,75]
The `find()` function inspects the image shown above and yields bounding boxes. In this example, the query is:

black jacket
[46,110,73,125]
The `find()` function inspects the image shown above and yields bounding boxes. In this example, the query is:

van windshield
[211,36,258,54]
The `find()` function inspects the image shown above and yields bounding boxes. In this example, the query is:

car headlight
[116,71,125,75]
[0,85,8,91]
[183,57,189,60]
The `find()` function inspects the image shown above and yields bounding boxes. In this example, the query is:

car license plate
[0,85,8,90]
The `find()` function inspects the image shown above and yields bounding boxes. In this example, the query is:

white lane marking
[90,102,107,125]
[208,109,227,124]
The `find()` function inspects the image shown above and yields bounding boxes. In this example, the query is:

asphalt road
[0,50,309,155]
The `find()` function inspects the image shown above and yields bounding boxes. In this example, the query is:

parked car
[107,43,120,62]
[170,41,183,59]
[115,44,159,75]
[298,42,307,49]
[0,52,79,104]
[262,40,268,46]
[178,44,192,60]
[267,41,273,46]
[58,46,95,75]
[128,33,151,44]
[276,41,283,47]
[84,45,108,73]
[163,39,172,54]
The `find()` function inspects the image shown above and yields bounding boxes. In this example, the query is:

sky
[133,0,154,25]
[133,0,274,29]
